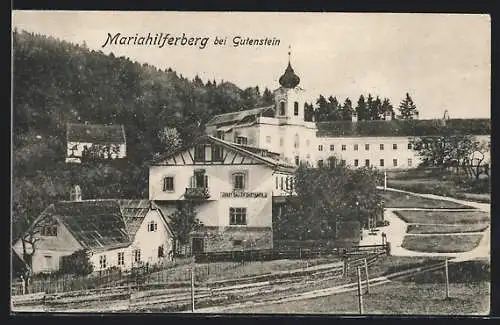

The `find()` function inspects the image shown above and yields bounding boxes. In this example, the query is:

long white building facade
[205,58,490,169]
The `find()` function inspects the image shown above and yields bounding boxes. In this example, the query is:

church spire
[279,45,300,89]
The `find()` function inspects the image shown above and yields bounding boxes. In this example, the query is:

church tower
[274,46,307,125]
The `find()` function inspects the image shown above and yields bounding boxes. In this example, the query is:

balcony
[184,187,210,200]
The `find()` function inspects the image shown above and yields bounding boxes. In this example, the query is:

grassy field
[401,234,483,253]
[380,190,473,209]
[394,210,490,225]
[224,280,490,315]
[406,223,489,234]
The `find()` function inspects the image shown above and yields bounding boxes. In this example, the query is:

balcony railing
[185,187,210,200]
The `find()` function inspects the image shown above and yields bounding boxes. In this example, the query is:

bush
[60,249,93,276]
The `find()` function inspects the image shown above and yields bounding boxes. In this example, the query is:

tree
[60,249,93,276]
[409,133,476,169]
[262,87,274,106]
[368,96,382,120]
[463,140,490,180]
[327,96,341,121]
[341,97,354,120]
[397,93,419,120]
[276,158,383,243]
[380,98,395,120]
[355,95,369,121]
[157,127,182,156]
[169,202,203,256]
[315,95,329,122]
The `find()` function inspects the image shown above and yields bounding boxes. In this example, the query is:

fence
[11,244,389,297]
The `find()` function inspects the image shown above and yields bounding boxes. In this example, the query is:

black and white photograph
[11,11,491,315]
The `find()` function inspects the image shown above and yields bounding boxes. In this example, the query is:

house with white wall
[12,199,174,274]
[65,123,127,163]
[149,135,296,253]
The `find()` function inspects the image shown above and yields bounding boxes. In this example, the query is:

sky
[12,11,491,119]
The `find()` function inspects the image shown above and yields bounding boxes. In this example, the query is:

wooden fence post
[444,258,450,299]
[357,266,364,314]
[191,262,195,312]
[364,258,370,294]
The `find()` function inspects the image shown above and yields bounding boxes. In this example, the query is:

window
[365,159,370,167]
[380,144,384,150]
[294,102,299,116]
[275,176,279,189]
[279,102,285,115]
[163,176,174,191]
[341,144,346,151]
[408,158,413,167]
[354,144,358,151]
[318,145,323,151]
[295,156,299,166]
[365,144,370,151]
[266,136,271,143]
[229,208,247,225]
[280,137,284,147]
[232,172,246,190]
[191,170,208,188]
[407,143,412,150]
[330,144,335,151]
[99,255,107,269]
[212,145,224,161]
[317,160,324,168]
[280,176,284,190]
[134,249,141,263]
[158,245,164,258]
[380,159,385,167]
[354,159,359,167]
[393,144,398,150]
[236,137,248,145]
[294,134,300,149]
[148,221,158,232]
[393,159,398,167]
[117,252,125,266]
[194,145,206,161]
[41,225,58,237]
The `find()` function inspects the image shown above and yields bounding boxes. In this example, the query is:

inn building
[149,136,296,253]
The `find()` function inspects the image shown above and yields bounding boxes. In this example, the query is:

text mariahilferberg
[101,33,280,49]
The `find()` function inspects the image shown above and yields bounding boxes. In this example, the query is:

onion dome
[279,46,300,88]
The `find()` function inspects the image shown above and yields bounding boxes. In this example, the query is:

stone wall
[190,226,273,252]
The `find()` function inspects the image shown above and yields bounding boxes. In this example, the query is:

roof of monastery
[316,118,490,137]
[67,123,126,144]
[34,199,168,252]
[205,105,275,126]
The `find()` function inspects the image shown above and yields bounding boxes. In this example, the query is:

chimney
[70,184,82,201]
[351,112,358,122]
[384,111,392,121]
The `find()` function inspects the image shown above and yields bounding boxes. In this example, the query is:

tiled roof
[49,199,153,251]
[316,118,490,137]
[205,105,275,126]
[67,123,126,144]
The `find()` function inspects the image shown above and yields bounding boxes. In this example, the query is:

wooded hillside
[12,29,273,241]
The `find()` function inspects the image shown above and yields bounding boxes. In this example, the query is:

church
[205,52,490,170]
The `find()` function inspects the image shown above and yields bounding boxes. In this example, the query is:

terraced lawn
[380,190,474,209]
[394,211,490,225]
[406,223,489,234]
[401,234,483,253]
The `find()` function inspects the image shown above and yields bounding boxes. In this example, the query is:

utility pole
[191,261,195,312]
[444,258,450,299]
[384,171,387,190]
[357,266,364,314]
[364,258,370,294]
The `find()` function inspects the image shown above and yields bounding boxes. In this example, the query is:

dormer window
[41,225,58,237]
[194,145,206,161]
[236,137,248,145]
[279,102,286,116]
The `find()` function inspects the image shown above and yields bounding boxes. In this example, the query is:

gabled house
[149,135,296,253]
[12,199,174,274]
[66,123,127,163]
